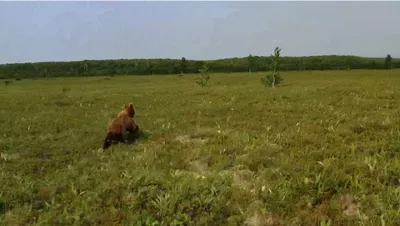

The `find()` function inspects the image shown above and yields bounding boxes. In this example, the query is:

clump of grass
[62,87,71,94]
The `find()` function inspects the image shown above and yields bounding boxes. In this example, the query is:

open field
[1,70,399,225]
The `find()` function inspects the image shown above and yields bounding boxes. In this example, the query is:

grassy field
[1,70,399,225]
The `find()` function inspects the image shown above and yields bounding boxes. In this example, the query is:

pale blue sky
[1,1,399,64]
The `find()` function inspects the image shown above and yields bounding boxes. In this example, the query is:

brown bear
[102,103,139,149]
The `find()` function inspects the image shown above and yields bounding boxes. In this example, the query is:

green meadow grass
[0,70,399,225]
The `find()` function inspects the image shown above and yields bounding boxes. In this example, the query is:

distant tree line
[0,54,398,79]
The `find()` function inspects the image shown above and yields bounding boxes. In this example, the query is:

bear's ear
[129,103,133,108]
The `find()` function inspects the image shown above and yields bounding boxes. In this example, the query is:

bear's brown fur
[102,103,139,149]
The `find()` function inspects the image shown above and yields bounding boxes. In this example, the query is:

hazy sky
[1,1,399,64]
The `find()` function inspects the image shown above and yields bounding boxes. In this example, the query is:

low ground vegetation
[0,70,399,225]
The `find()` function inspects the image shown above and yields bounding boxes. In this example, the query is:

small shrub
[261,73,284,87]
[15,78,21,81]
[62,87,71,94]
[4,81,12,86]
[261,47,284,88]
[195,64,210,87]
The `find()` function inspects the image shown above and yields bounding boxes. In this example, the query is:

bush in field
[195,64,210,87]
[4,80,12,86]
[261,47,284,88]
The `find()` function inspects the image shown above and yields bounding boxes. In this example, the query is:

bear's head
[124,103,136,118]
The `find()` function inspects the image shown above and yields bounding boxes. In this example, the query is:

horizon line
[0,54,396,65]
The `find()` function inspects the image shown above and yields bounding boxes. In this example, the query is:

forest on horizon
[0,54,398,79]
